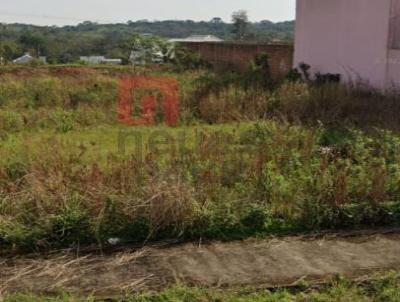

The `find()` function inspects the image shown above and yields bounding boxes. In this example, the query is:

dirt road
[1,230,400,297]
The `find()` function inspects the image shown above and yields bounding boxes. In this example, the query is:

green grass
[4,273,400,301]
[1,121,400,252]
[1,66,400,252]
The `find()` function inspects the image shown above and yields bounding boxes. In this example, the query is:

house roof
[169,35,223,43]
[101,58,122,63]
[80,56,106,62]
[13,54,35,64]
[80,56,121,64]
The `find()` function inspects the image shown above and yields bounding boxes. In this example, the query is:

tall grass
[1,66,400,252]
[1,66,400,130]
[0,76,116,136]
[195,80,400,129]
[1,122,400,252]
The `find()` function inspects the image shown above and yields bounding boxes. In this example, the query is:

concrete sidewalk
[1,231,400,296]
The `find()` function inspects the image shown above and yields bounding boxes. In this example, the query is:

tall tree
[210,17,223,24]
[232,10,249,40]
[0,40,21,61]
[19,32,45,56]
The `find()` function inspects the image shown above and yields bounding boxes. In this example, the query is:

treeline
[0,19,294,64]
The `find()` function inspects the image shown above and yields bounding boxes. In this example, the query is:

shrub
[48,200,93,247]
[50,109,76,133]
[173,45,211,70]
[0,110,24,132]
[27,77,64,108]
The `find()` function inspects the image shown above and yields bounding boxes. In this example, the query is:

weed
[3,273,400,301]
[1,67,400,252]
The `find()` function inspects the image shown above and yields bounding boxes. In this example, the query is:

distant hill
[0,20,294,64]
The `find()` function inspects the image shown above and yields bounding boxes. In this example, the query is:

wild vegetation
[0,17,294,64]
[0,64,400,253]
[3,273,400,301]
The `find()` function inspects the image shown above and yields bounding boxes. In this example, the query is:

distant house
[169,35,223,43]
[101,58,123,65]
[79,56,104,64]
[79,56,122,65]
[181,41,293,78]
[13,53,35,64]
[129,49,165,65]
[129,51,146,65]
[13,54,47,65]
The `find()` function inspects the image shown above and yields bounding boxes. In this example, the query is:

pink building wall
[294,0,400,89]
[388,1,400,89]
[388,50,400,89]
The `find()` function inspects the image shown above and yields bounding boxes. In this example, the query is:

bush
[0,110,24,132]
[173,45,211,70]
[27,77,64,108]
[48,201,93,247]
[50,109,76,133]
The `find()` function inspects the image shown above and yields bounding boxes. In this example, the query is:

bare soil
[1,230,400,297]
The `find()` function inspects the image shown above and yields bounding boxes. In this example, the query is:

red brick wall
[181,42,294,79]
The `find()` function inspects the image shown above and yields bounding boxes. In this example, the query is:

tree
[127,33,171,64]
[0,40,21,61]
[0,20,295,63]
[260,20,273,26]
[210,17,223,24]
[19,32,45,56]
[232,10,249,40]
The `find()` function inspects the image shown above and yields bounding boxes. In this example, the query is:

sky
[0,0,295,26]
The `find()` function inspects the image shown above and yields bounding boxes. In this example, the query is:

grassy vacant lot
[3,273,400,301]
[1,66,400,252]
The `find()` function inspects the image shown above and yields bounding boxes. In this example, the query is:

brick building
[180,41,294,79]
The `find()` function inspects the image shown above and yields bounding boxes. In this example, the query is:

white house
[294,0,400,89]
[169,35,223,43]
[80,56,122,65]
[13,53,35,64]
[101,58,123,65]
[12,53,47,65]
